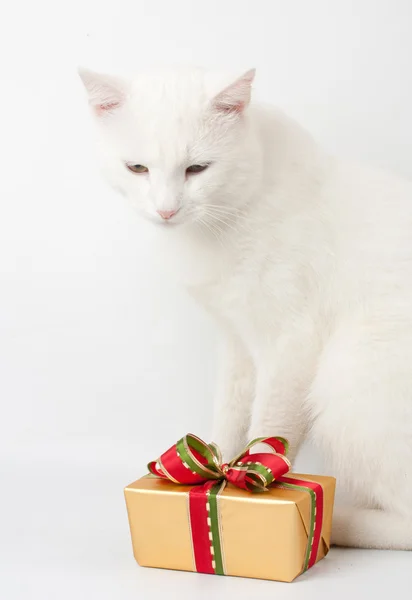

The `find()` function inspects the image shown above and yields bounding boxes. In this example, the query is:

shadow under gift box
[124,473,336,583]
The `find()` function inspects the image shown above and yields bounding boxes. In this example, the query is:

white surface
[1,1,411,598]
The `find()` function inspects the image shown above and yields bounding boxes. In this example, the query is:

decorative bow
[148,433,291,492]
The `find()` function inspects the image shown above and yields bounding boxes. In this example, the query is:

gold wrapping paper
[124,473,336,583]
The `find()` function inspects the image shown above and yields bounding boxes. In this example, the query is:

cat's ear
[212,69,256,114]
[78,68,127,116]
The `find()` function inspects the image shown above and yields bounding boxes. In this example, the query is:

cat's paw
[210,437,246,463]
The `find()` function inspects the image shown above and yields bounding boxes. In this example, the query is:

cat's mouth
[145,207,197,229]
[150,214,185,228]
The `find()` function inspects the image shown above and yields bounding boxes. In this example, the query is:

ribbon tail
[276,476,324,572]
[188,480,226,575]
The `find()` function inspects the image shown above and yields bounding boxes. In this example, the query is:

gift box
[124,434,336,583]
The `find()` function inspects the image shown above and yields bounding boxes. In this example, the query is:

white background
[1,1,411,598]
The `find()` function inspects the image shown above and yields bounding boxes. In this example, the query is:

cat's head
[79,67,261,230]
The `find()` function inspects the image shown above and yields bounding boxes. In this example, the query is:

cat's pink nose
[157,209,177,220]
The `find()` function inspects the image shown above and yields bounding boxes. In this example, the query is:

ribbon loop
[148,433,291,492]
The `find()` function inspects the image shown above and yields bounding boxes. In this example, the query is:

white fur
[80,67,412,550]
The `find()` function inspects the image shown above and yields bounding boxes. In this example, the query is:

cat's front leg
[211,333,255,462]
[248,335,315,465]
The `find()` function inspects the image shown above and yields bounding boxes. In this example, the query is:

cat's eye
[126,164,149,174]
[186,164,209,174]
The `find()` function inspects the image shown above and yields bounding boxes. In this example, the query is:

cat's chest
[188,263,284,338]
[188,252,318,356]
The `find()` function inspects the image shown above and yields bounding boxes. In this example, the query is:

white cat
[79,66,412,550]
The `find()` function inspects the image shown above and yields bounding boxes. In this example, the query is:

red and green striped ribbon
[148,433,323,575]
[276,476,324,572]
[188,480,226,574]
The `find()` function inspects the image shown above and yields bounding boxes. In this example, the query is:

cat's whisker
[202,206,256,236]
[202,205,240,220]
[194,219,211,242]
[205,209,241,224]
[202,205,244,218]
[203,210,240,234]
[201,205,254,233]
[205,219,229,251]
[202,203,241,212]
[197,216,224,247]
